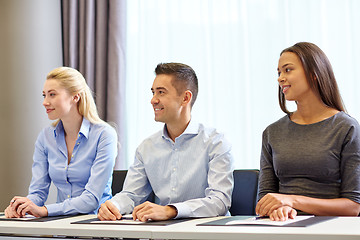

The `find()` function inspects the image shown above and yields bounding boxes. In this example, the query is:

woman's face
[42,79,77,120]
[277,52,312,102]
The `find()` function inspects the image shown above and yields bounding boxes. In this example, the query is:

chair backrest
[111,170,155,202]
[229,169,259,216]
[111,170,128,195]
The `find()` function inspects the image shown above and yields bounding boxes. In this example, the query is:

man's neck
[166,116,191,142]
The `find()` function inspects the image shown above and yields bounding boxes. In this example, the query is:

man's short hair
[155,63,198,108]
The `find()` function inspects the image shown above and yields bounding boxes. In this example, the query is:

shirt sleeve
[45,126,117,216]
[110,149,153,214]
[27,130,52,206]
[171,134,234,218]
[258,129,279,201]
[340,123,360,204]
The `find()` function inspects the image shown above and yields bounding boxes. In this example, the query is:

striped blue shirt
[111,120,234,218]
[27,118,117,216]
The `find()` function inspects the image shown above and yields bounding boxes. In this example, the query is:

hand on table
[5,196,48,218]
[132,201,177,222]
[256,193,295,217]
[269,206,297,221]
[98,200,122,221]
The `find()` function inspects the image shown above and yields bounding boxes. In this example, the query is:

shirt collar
[54,121,63,138]
[162,119,199,140]
[53,118,90,139]
[79,118,90,139]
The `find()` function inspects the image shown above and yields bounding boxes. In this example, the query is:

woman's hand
[5,196,28,218]
[256,193,295,216]
[269,206,297,221]
[5,197,20,218]
[16,201,48,218]
[5,196,48,218]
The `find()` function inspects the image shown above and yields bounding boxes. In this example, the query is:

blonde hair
[46,67,105,126]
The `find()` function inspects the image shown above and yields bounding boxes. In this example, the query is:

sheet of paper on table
[225,216,313,226]
[91,214,143,224]
[0,214,38,221]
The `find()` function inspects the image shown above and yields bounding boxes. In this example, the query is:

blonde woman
[5,67,117,218]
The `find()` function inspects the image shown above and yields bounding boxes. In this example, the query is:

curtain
[125,0,360,169]
[62,0,126,169]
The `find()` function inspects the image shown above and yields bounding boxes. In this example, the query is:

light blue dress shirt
[111,120,234,218]
[27,118,117,216]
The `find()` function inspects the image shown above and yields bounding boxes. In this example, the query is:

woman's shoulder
[89,121,118,140]
[38,124,56,137]
[329,112,360,138]
[264,115,290,132]
[333,111,360,127]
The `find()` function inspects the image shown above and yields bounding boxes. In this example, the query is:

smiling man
[97,63,234,222]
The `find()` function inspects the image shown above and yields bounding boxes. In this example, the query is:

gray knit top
[258,111,360,204]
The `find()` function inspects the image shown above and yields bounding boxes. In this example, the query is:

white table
[0,214,152,239]
[0,214,359,240]
[152,216,360,240]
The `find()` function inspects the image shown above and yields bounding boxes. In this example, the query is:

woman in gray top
[256,42,360,221]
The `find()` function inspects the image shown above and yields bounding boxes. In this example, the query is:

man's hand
[256,193,294,217]
[98,200,122,221]
[269,206,297,221]
[132,201,177,222]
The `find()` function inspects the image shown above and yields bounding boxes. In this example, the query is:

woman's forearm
[292,196,360,216]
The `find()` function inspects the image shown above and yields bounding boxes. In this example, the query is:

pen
[255,216,269,220]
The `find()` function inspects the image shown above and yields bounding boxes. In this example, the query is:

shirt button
[67,195,70,198]
[71,154,74,158]
[77,142,80,145]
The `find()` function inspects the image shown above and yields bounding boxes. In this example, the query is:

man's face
[150,74,184,124]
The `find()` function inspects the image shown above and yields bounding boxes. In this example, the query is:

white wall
[0,0,62,210]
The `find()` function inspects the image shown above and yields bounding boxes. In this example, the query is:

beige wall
[0,0,62,210]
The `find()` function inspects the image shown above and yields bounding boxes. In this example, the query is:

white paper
[91,219,143,224]
[225,216,313,226]
[91,214,143,224]
[0,214,38,220]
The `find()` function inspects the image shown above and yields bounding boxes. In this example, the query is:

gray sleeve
[340,124,360,204]
[258,129,279,201]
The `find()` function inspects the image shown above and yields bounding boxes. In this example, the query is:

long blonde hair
[46,67,105,126]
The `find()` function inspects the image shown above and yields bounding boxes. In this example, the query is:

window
[125,0,360,169]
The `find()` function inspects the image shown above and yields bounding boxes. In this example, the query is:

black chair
[111,170,128,195]
[111,170,155,202]
[229,169,259,216]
